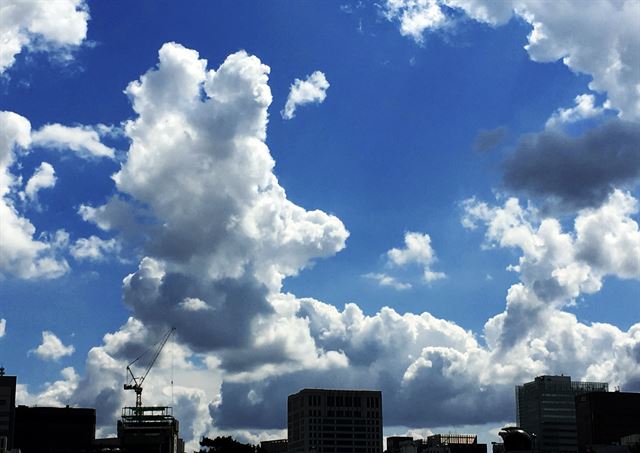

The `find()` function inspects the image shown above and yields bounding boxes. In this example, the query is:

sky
[0,0,639,449]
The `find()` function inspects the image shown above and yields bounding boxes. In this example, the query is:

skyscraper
[516,375,608,453]
[288,388,383,453]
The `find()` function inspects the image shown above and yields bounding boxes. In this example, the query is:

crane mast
[124,327,175,410]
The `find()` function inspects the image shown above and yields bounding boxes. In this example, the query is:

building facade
[288,388,383,453]
[575,391,640,452]
[516,375,608,453]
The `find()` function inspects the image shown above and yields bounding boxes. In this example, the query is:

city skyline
[1,1,639,451]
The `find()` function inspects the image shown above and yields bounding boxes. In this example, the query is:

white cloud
[462,190,640,348]
[180,297,211,311]
[384,0,447,44]
[32,124,115,159]
[24,161,56,201]
[0,0,90,74]
[70,235,119,261]
[545,94,606,129]
[365,272,412,290]
[75,43,348,365]
[0,111,69,279]
[281,71,330,119]
[383,0,640,120]
[31,331,75,361]
[0,319,5,338]
[387,231,446,283]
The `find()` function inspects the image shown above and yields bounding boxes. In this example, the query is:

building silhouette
[516,375,608,453]
[13,405,96,452]
[385,434,487,453]
[387,436,415,453]
[288,388,383,453]
[575,391,640,452]
[0,369,16,451]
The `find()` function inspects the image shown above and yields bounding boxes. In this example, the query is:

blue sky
[1,0,639,448]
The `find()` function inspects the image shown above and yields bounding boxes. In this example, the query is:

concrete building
[288,388,383,453]
[516,375,608,453]
[13,405,96,452]
[0,370,16,451]
[575,391,640,453]
[117,406,184,453]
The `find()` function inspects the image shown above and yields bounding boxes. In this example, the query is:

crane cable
[171,330,175,406]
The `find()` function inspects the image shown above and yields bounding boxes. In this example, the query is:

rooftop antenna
[124,327,175,409]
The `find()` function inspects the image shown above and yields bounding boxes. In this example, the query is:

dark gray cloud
[212,365,513,430]
[123,264,273,354]
[473,126,508,152]
[503,119,640,210]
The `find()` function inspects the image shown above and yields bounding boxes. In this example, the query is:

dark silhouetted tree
[198,436,266,453]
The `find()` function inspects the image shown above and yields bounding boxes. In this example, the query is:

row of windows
[303,394,381,409]
[305,418,381,425]
[306,425,380,432]
[308,433,381,440]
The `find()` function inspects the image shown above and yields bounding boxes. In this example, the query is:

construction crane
[124,327,175,409]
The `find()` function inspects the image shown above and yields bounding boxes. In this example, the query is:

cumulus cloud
[473,126,508,152]
[364,272,412,290]
[23,161,56,201]
[387,231,446,283]
[31,124,115,159]
[462,190,640,347]
[383,0,447,44]
[0,0,90,74]
[70,235,120,261]
[0,319,5,338]
[0,111,69,279]
[545,94,607,129]
[383,0,640,120]
[503,119,640,211]
[281,71,330,119]
[31,331,75,361]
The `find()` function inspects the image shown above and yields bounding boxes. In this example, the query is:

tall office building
[288,388,383,453]
[0,369,16,451]
[516,375,608,453]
